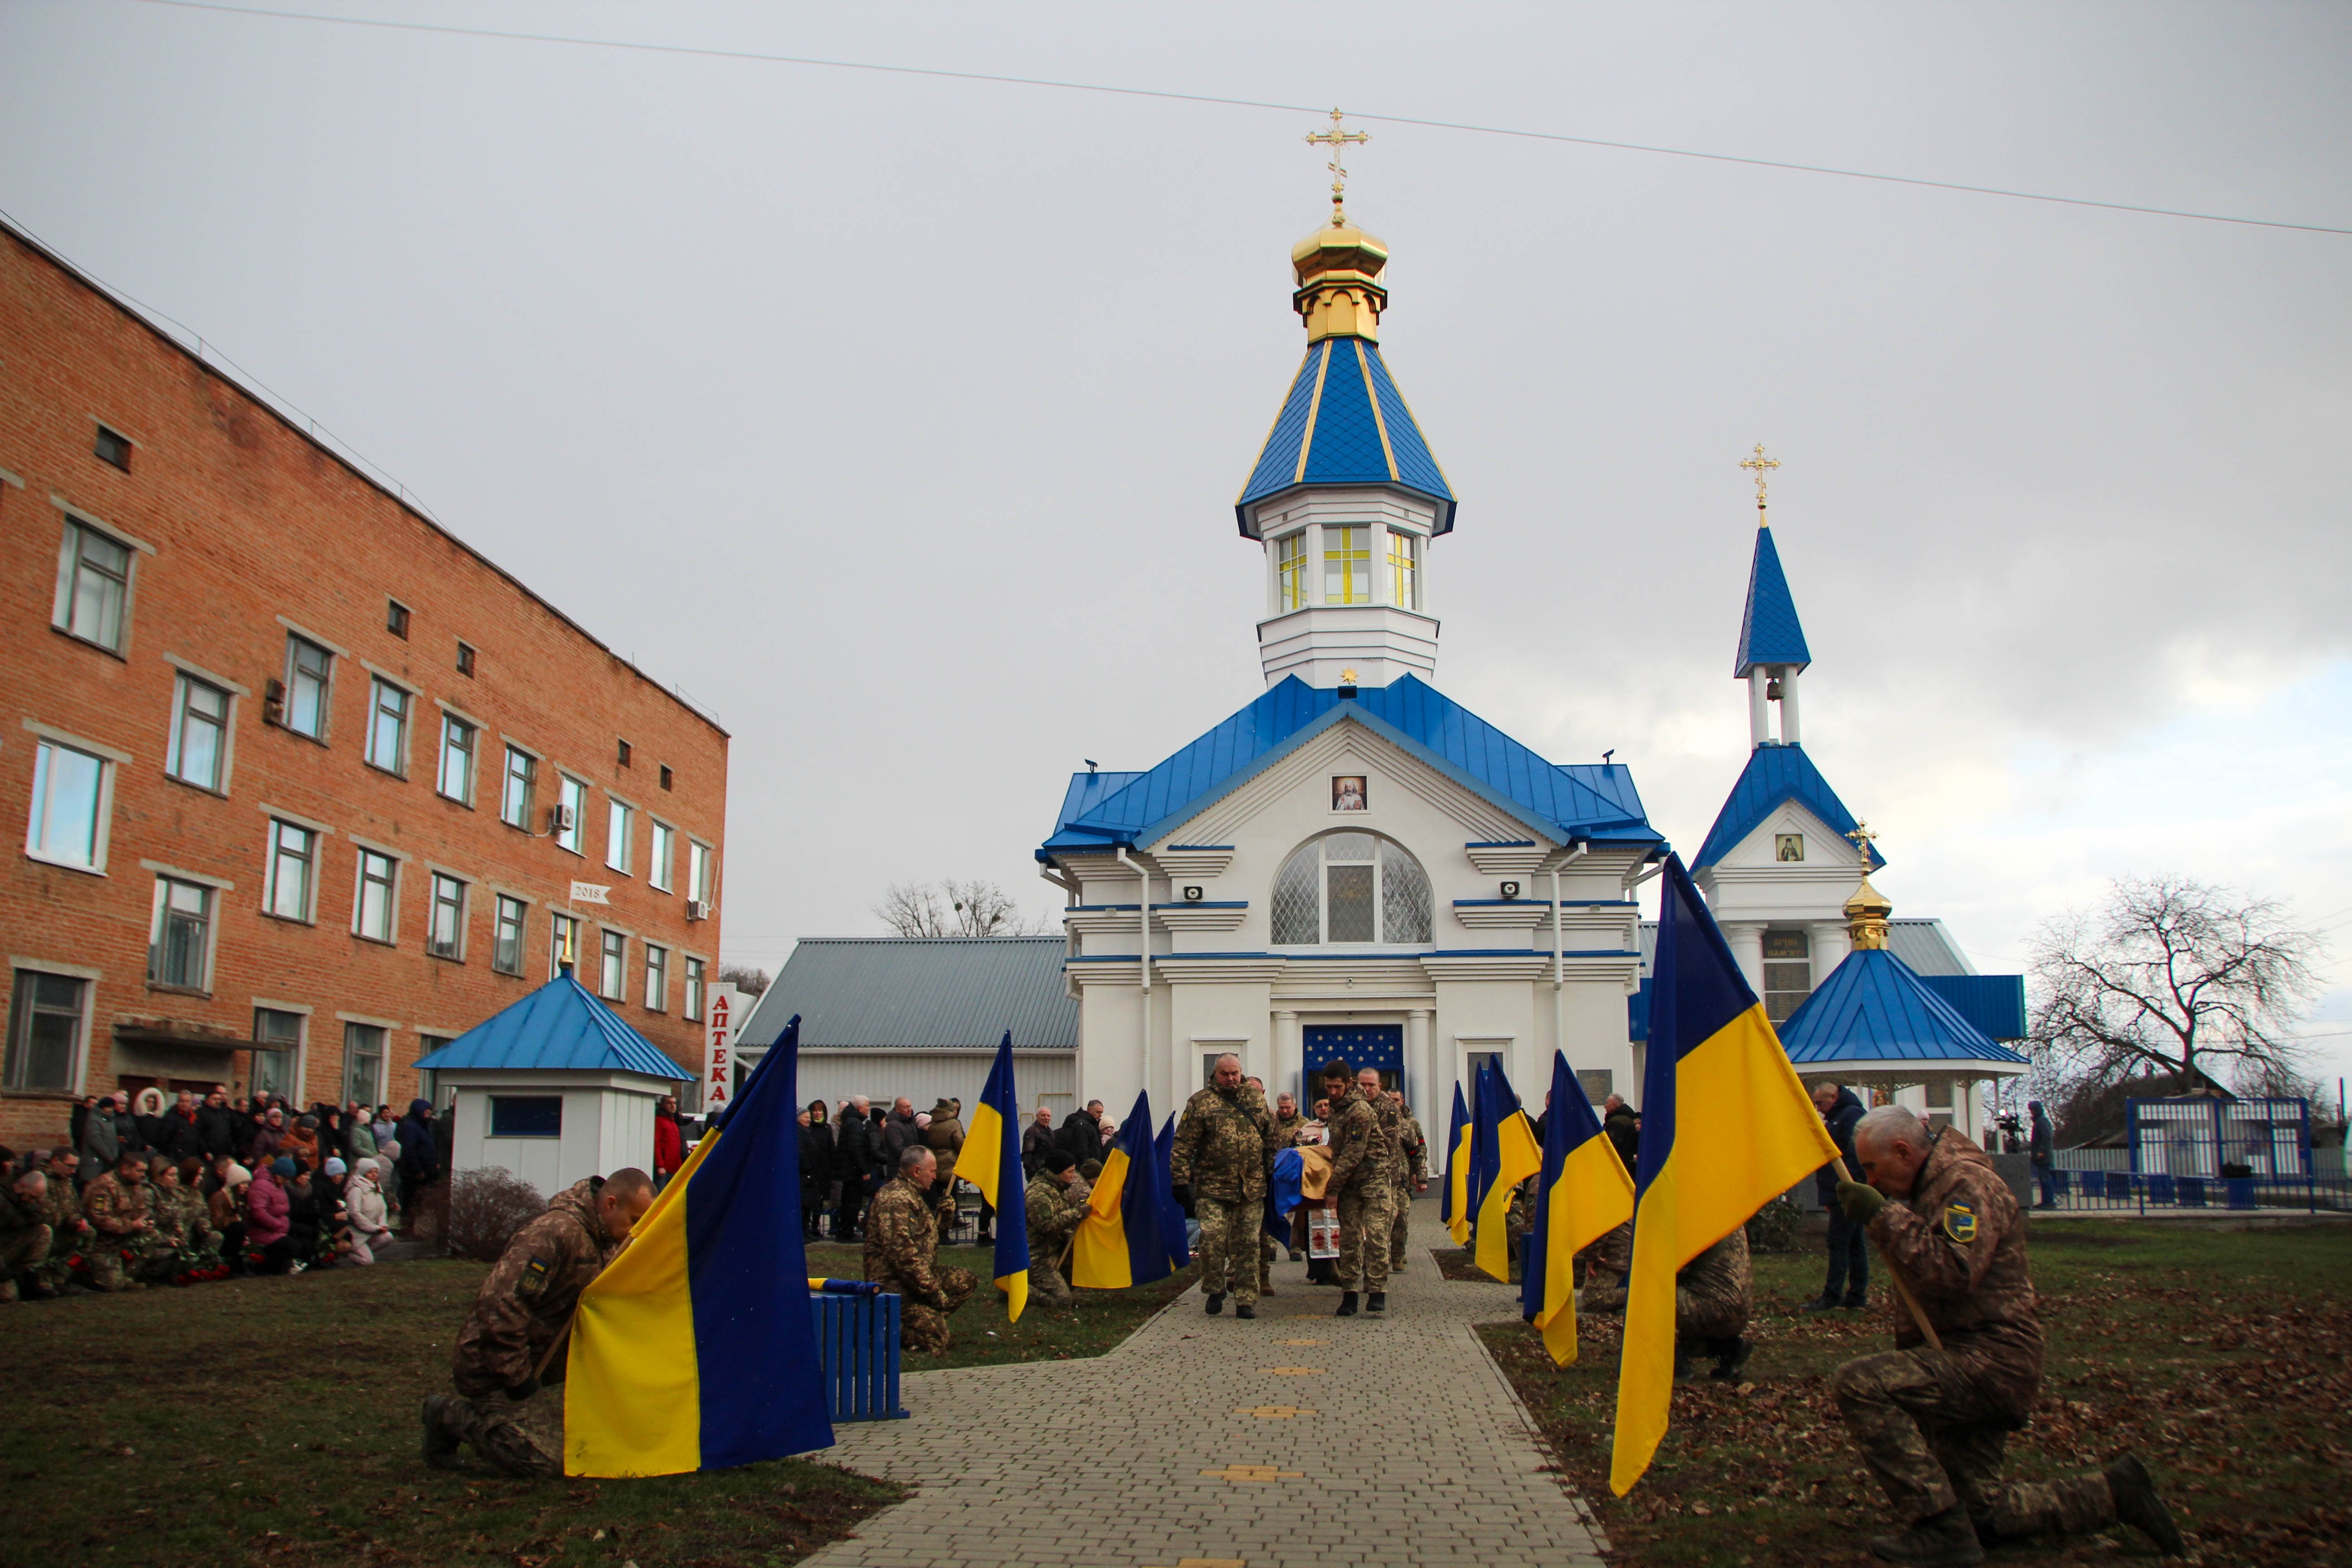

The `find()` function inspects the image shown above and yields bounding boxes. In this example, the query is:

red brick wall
[0,226,726,1149]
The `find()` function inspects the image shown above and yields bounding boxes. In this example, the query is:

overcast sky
[5,2,2347,1096]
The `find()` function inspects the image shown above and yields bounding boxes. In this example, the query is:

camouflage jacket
[81,1172,149,1239]
[864,1173,951,1307]
[921,1112,965,1184]
[1024,1172,1084,1255]
[1271,1110,1308,1147]
[451,1178,619,1398]
[38,1172,85,1237]
[1168,1084,1274,1202]
[1675,1227,1752,1340]
[1363,1090,1403,1188]
[147,1183,210,1247]
[0,1181,47,1243]
[1867,1126,2043,1417]
[1396,1110,1428,1186]
[1322,1084,1383,1196]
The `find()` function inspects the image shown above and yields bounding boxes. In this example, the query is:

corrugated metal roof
[1734,524,1810,676]
[1629,919,1989,1042]
[1779,949,2029,1067]
[1692,743,1885,872]
[738,937,1078,1053]
[1236,338,1455,532]
[412,972,690,1079]
[1916,975,2029,1041]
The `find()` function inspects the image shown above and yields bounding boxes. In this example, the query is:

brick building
[0,220,727,1148]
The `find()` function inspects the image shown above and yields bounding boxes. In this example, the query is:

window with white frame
[365,678,410,774]
[606,798,632,874]
[1269,831,1433,946]
[284,635,332,740]
[683,955,706,1022]
[1322,524,1372,605]
[648,820,675,892]
[53,519,132,652]
[265,820,316,920]
[1274,530,1308,611]
[688,840,713,905]
[492,894,527,975]
[342,1022,385,1107]
[500,745,535,829]
[556,775,587,853]
[644,943,669,1011]
[26,739,108,871]
[166,675,230,793]
[427,872,466,959]
[549,911,581,977]
[147,877,213,990]
[5,969,86,1092]
[354,848,398,942]
[1386,528,1421,609]
[598,929,627,1000]
[437,715,476,804]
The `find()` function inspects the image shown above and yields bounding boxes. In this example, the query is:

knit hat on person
[914,1112,931,1129]
[324,1157,346,1176]
[1044,1150,1076,1174]
[224,1163,251,1186]
[271,1156,297,1177]
[296,1114,318,1130]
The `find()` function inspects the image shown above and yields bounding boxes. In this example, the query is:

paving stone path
[802,1224,1607,1568]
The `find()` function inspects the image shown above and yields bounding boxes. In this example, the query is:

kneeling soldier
[1024,1150,1085,1305]
[0,1167,56,1300]
[867,1147,975,1354]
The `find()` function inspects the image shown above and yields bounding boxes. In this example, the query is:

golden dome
[1290,221,1390,343]
[1844,874,1894,950]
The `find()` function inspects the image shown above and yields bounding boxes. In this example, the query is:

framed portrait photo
[1332,775,1368,812]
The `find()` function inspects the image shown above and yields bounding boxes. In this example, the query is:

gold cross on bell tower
[1740,443,1780,518]
[1305,108,1371,225]
[1845,821,1877,863]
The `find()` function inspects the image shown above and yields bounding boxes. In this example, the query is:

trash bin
[808,1283,909,1421]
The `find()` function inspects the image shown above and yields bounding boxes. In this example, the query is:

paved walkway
[803,1221,1607,1568]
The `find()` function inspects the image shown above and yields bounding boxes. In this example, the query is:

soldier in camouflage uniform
[867,1147,975,1355]
[1319,1062,1393,1316]
[0,1166,57,1300]
[1832,1109,2183,1564]
[1386,1091,1428,1271]
[1354,1069,1404,1294]
[1170,1054,1275,1319]
[36,1150,89,1290]
[1023,1151,1085,1305]
[1575,1224,1752,1379]
[421,1170,654,1476]
[80,1156,161,1292]
[144,1157,221,1282]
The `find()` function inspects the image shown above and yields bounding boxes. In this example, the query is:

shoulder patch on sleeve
[518,1255,553,1297]
[1941,1202,1978,1245]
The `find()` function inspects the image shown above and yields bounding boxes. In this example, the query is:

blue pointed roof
[412,971,689,1079]
[1779,947,2028,1067]
[1041,674,1658,858]
[1692,742,1885,872]
[1236,337,1455,534]
[1734,524,1810,676]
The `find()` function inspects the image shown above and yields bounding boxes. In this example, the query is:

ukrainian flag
[1471,1060,1544,1284]
[1442,1079,1474,1245]
[957,1032,1032,1322]
[1519,1049,1635,1367]
[1070,1091,1181,1289]
[1154,1114,1191,1271]
[563,1016,833,1477]
[1609,857,1840,1495]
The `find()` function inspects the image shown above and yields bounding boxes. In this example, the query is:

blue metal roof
[1778,949,2029,1067]
[1733,524,1811,676]
[1236,338,1455,534]
[1916,974,2029,1042]
[1691,743,1885,872]
[1042,674,1660,858]
[412,971,690,1079]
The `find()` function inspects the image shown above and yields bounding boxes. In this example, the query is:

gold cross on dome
[1740,443,1780,509]
[1304,108,1371,224]
[1846,821,1877,862]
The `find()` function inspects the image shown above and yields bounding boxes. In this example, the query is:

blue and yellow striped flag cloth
[1070,1091,1180,1289]
[1471,1059,1544,1284]
[1441,1080,1473,1245]
[1609,857,1840,1495]
[957,1032,1032,1323]
[563,1016,833,1476]
[1519,1049,1635,1366]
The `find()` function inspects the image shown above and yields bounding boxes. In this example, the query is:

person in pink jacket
[244,1158,294,1274]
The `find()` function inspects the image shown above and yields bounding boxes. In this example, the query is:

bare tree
[2027,876,2323,1098]
[717,964,770,996]
[872,878,1049,938]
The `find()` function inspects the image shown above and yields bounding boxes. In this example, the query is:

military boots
[1868,1504,1985,1566]
[1334,1290,1359,1317]
[2104,1454,2186,1556]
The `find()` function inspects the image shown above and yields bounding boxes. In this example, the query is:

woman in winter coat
[797,1102,834,1238]
[282,1113,322,1171]
[344,1159,393,1264]
[208,1162,249,1269]
[243,1161,293,1274]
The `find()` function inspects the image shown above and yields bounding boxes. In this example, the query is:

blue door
[1302,1024,1404,1105]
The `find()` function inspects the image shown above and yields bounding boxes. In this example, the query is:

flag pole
[1834,1154,1942,1352]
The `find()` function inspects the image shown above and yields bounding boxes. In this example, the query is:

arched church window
[1269,831,1433,946]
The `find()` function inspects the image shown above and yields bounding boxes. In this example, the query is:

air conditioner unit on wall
[686,900,710,921]
[551,804,575,833]
[263,677,286,725]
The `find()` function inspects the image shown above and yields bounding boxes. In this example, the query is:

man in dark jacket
[396,1099,440,1215]
[196,1089,239,1160]
[831,1096,877,1240]
[1601,1095,1640,1174]
[1058,1101,1107,1167]
[157,1092,204,1160]
[796,1103,834,1237]
[880,1098,922,1168]
[1806,1081,1870,1312]
[1021,1107,1058,1179]
[2027,1102,2056,1209]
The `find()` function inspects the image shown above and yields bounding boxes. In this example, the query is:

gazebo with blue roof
[414,968,689,1197]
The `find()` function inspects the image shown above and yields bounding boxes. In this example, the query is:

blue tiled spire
[1235,337,1455,534]
[1733,524,1810,676]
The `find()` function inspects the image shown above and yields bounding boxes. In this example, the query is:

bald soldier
[867,1146,976,1354]
[422,1169,655,1476]
[1832,1107,2183,1563]
[1170,1053,1275,1319]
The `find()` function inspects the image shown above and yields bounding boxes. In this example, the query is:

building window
[556,776,587,853]
[493,894,527,975]
[147,877,213,990]
[500,745,535,829]
[284,635,332,740]
[456,640,475,677]
[683,955,706,1022]
[437,715,476,804]
[644,944,669,1011]
[1269,831,1432,946]
[1322,524,1371,606]
[387,599,411,639]
[1762,929,1813,1024]
[428,873,466,960]
[26,739,108,871]
[617,738,632,768]
[365,678,410,775]
[659,764,673,792]
[648,820,675,892]
[490,1096,563,1138]
[1386,529,1420,609]
[687,840,713,905]
[165,675,230,792]
[265,820,316,921]
[5,970,86,1092]
[252,1007,302,1101]
[53,519,132,653]
[606,799,633,875]
[342,1022,385,1108]
[1275,531,1308,611]
[354,848,398,942]
[93,424,132,470]
[550,911,581,977]
[598,929,627,1000]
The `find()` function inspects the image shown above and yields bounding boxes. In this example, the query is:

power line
[132,0,2351,238]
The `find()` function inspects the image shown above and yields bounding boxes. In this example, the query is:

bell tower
[1734,444,1813,747]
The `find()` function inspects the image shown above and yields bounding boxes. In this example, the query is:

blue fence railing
[2028,1168,2352,1215]
[808,1289,908,1421]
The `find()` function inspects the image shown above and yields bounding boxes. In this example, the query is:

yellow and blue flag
[1519,1049,1635,1366]
[1443,1078,1475,1245]
[1070,1091,1181,1289]
[1471,1060,1544,1283]
[957,1032,1032,1322]
[564,1015,833,1477]
[1154,1114,1191,1271]
[1609,856,1840,1495]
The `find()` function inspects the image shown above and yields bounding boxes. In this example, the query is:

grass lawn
[1475,1221,2352,1567]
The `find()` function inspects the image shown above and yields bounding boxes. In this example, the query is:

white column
[1724,922,1766,997]
[1810,920,1852,983]
[1305,523,1326,606]
[1406,1007,1435,1137]
[1273,1009,1301,1108]
[1748,670,1771,748]
[1779,667,1803,745]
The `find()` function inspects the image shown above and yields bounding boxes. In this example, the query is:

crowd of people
[0,1084,447,1299]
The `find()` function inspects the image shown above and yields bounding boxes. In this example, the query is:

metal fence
[2027,1165,2352,1215]
[2129,1096,2311,1179]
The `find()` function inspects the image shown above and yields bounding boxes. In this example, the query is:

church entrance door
[1301,1024,1404,1105]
